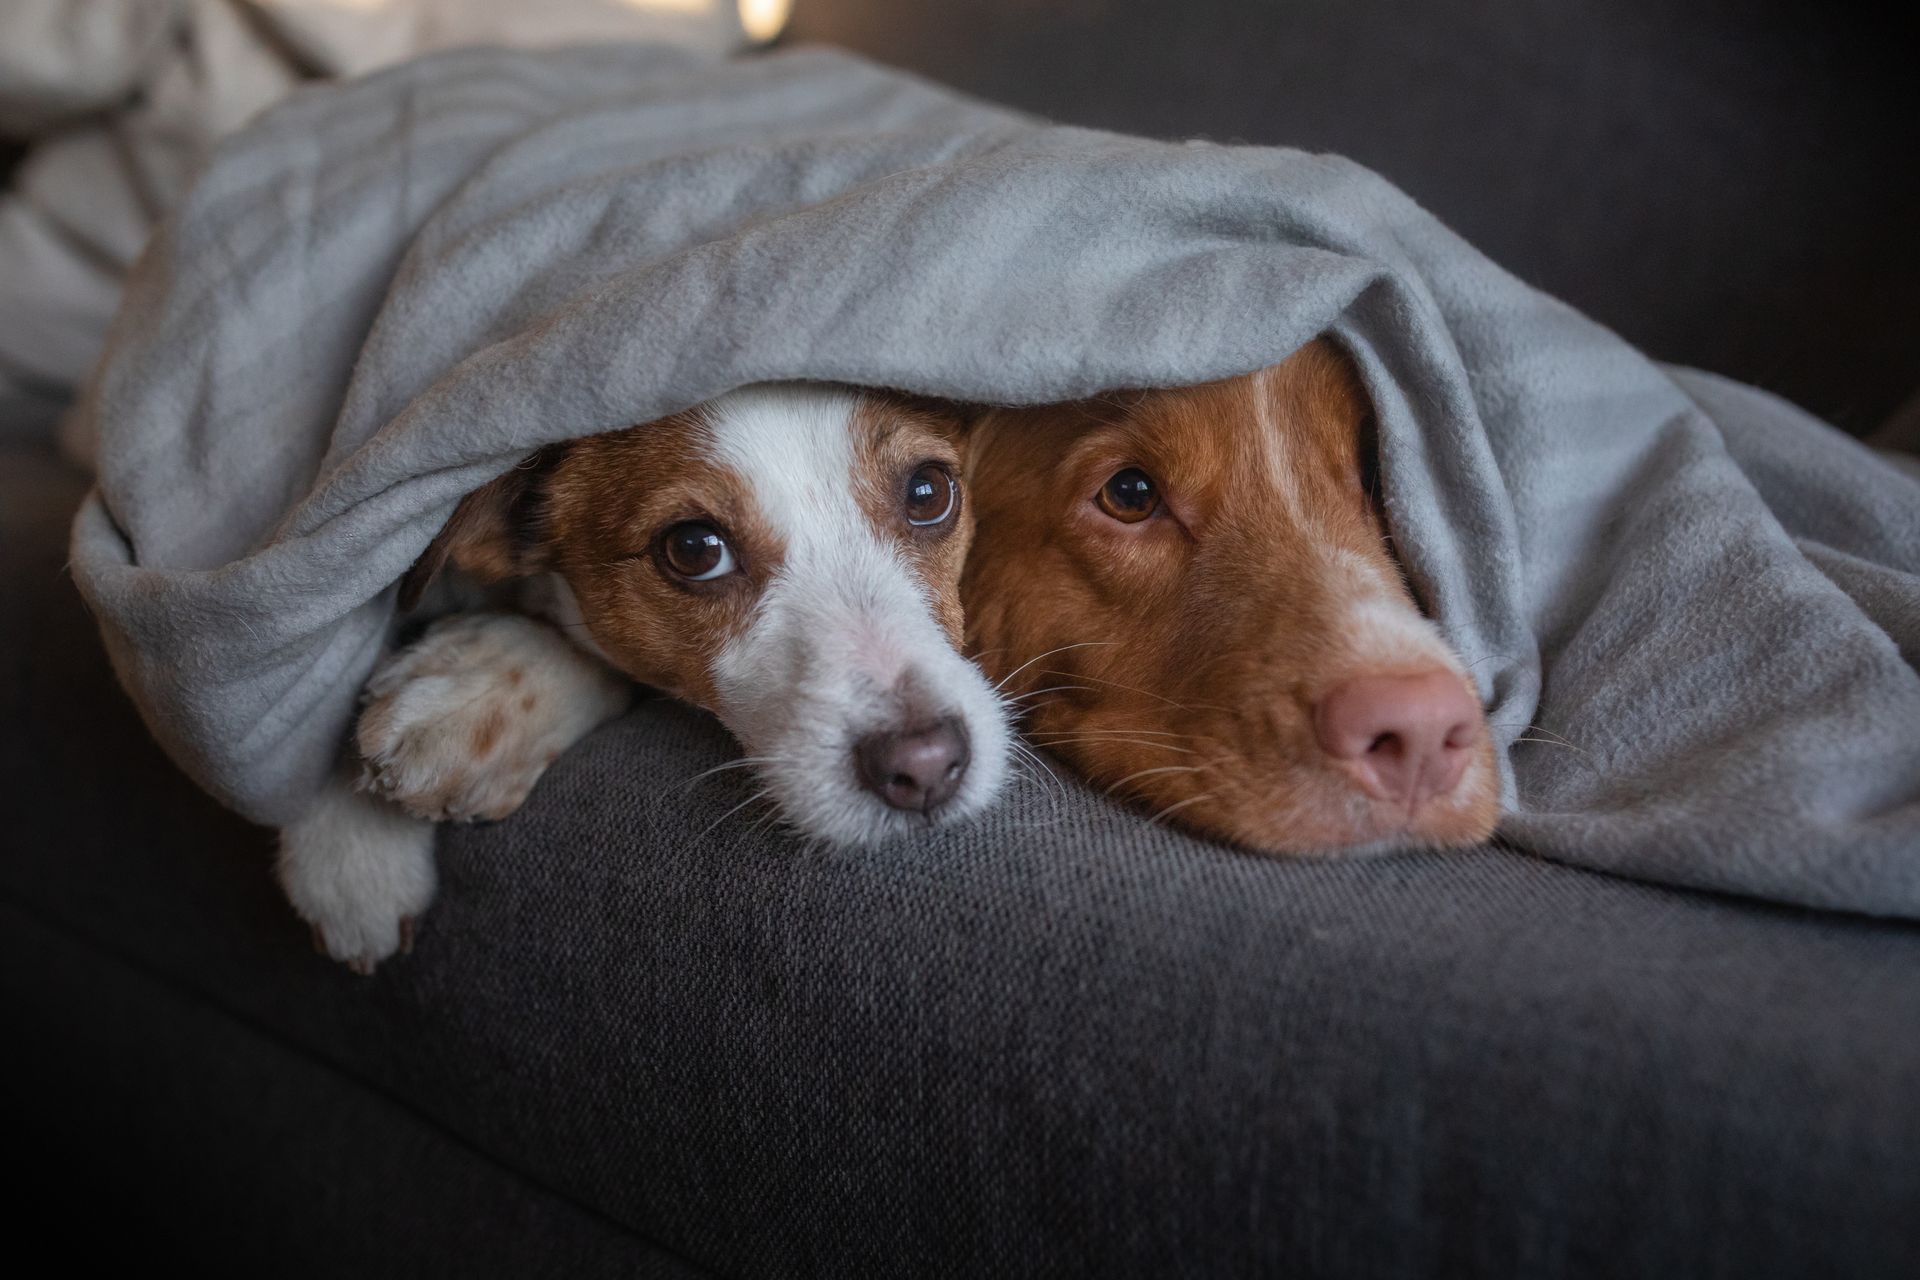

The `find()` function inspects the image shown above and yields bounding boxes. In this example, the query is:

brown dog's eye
[1096,468,1159,523]
[660,521,737,582]
[905,462,957,527]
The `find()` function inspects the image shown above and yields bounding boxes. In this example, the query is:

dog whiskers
[1036,729,1182,752]
[1524,727,1591,757]
[1489,721,1594,757]
[1037,668,1226,714]
[1508,736,1606,778]
[1146,793,1214,828]
[1486,719,1604,780]
[743,802,792,844]
[991,641,1117,693]
[1029,726,1199,739]
[1102,763,1206,796]
[678,755,785,790]
[693,788,774,841]
[1030,735,1196,755]
[1007,739,1069,803]
[1003,683,1096,704]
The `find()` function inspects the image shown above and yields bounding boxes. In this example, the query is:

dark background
[785,0,1920,433]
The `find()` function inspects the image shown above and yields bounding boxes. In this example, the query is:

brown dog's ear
[398,445,566,611]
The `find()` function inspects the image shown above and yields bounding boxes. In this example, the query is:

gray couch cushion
[7,443,1919,1276]
[432,722,1920,1278]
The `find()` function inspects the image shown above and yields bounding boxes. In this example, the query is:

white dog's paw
[356,612,630,823]
[278,782,436,975]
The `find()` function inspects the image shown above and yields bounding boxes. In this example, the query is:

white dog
[280,385,1012,971]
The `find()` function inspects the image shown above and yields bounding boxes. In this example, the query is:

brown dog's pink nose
[1314,672,1480,810]
[856,718,970,814]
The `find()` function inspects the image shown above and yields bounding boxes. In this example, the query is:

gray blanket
[69,44,1920,917]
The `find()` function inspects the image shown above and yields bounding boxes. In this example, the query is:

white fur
[357,611,632,822]
[1332,547,1465,676]
[702,385,1011,842]
[278,773,437,975]
[1250,372,1462,687]
[1251,366,1307,517]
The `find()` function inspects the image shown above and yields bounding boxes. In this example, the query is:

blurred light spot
[739,0,792,42]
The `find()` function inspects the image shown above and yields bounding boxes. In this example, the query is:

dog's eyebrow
[861,391,966,452]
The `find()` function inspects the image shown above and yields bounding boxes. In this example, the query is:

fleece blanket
[0,0,759,442]
[69,44,1920,917]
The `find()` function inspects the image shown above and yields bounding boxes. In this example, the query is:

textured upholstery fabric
[443,728,1920,1278]
[9,444,1920,1275]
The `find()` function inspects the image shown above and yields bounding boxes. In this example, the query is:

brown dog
[962,338,1501,853]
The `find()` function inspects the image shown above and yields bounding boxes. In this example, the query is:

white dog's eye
[905,463,957,527]
[661,521,737,581]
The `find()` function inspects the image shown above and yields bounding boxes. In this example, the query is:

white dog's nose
[855,718,970,813]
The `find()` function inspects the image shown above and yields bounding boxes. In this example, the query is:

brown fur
[963,339,1500,852]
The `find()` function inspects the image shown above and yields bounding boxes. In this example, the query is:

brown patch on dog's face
[538,413,778,711]
[963,339,1500,852]
[409,393,977,719]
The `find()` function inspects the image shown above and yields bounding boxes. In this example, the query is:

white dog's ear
[399,445,566,610]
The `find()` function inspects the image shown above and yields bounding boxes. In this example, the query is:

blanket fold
[69,44,1920,916]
